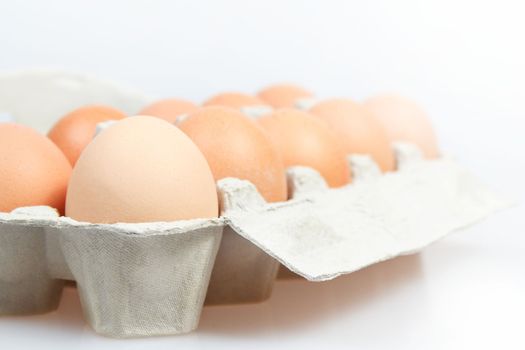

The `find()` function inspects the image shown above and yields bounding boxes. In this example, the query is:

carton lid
[218,145,511,281]
[0,70,151,133]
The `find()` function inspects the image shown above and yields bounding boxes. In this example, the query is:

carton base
[0,224,65,315]
[205,227,280,305]
[277,265,303,280]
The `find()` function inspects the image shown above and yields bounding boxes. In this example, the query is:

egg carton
[0,143,509,338]
[0,70,151,132]
[0,70,510,336]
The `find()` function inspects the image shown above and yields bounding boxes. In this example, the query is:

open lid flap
[217,144,511,282]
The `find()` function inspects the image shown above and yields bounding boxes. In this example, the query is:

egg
[203,92,267,109]
[139,98,198,123]
[363,94,439,158]
[258,109,350,188]
[48,105,126,166]
[177,106,287,203]
[257,84,314,108]
[309,99,395,172]
[66,116,218,223]
[0,123,72,213]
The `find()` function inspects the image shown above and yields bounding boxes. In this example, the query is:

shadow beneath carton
[0,284,90,336]
[0,240,479,339]
[198,253,424,337]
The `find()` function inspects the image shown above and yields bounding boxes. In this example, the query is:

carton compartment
[0,210,223,338]
[205,227,279,305]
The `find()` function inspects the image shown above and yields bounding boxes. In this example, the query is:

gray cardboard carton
[0,208,223,337]
[0,70,510,337]
[0,145,509,337]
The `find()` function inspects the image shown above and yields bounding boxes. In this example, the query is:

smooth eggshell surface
[363,94,439,158]
[257,84,313,108]
[139,98,198,123]
[178,106,287,203]
[258,109,350,188]
[66,116,218,223]
[309,99,395,172]
[48,105,126,166]
[203,92,266,109]
[0,123,72,214]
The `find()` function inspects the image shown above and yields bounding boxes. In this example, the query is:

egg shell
[203,92,266,109]
[309,98,395,172]
[177,106,287,203]
[0,123,72,214]
[66,116,218,223]
[48,105,126,166]
[258,109,351,188]
[258,84,313,108]
[139,98,198,123]
[363,94,440,158]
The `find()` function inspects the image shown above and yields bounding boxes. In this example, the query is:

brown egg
[309,99,395,172]
[258,109,350,188]
[178,106,287,203]
[48,105,126,166]
[139,98,198,123]
[363,94,439,158]
[203,92,266,109]
[257,84,313,108]
[66,116,218,223]
[0,123,72,214]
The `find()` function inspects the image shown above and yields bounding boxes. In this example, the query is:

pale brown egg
[363,94,439,158]
[48,105,126,166]
[257,84,313,108]
[66,116,218,223]
[309,99,395,172]
[0,123,72,214]
[258,109,350,188]
[203,92,266,109]
[139,98,198,123]
[178,106,287,203]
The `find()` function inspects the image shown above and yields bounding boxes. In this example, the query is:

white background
[0,1,524,349]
